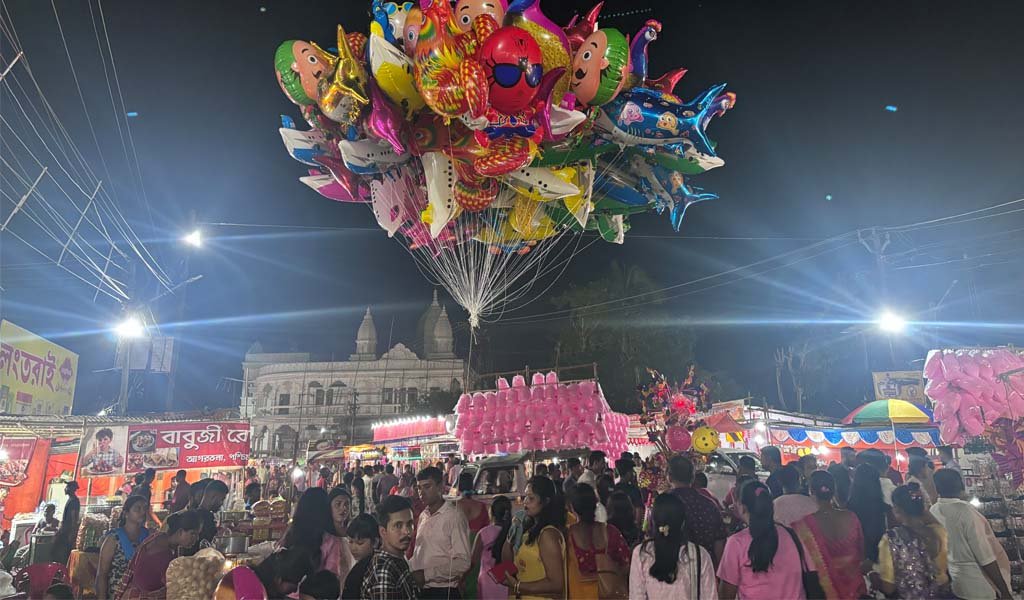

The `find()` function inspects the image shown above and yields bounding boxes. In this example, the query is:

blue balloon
[595,84,727,156]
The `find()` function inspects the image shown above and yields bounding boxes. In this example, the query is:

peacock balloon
[272,0,736,327]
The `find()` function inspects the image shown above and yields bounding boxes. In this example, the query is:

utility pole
[858,228,896,367]
[116,260,139,416]
[166,209,197,411]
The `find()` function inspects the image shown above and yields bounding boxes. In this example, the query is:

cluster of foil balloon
[273,0,735,326]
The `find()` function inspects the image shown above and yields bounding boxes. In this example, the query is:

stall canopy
[706,412,745,434]
[843,399,934,425]
[770,426,941,449]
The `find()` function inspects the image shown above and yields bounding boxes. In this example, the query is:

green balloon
[532,140,621,167]
[593,197,652,216]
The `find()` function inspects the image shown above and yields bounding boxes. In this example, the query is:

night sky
[2,0,1023,417]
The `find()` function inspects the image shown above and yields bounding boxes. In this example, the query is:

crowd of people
[223,443,1009,600]
[4,442,1013,600]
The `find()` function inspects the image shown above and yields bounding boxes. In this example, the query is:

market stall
[372,416,458,469]
[769,425,941,463]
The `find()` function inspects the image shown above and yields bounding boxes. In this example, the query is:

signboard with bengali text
[0,320,78,415]
[77,422,250,477]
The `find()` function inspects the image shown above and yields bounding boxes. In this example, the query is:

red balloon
[666,426,692,452]
[478,26,543,115]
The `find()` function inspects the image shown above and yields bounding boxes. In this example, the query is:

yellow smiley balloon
[691,426,720,454]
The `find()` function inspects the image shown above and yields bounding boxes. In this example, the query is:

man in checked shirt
[363,495,419,600]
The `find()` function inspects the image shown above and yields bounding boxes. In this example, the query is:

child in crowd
[341,513,381,600]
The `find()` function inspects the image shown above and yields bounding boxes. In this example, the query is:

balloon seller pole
[464,321,474,393]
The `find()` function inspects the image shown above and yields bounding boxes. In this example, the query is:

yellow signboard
[872,370,926,404]
[0,320,78,415]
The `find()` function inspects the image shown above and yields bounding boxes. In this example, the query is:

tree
[550,262,698,411]
[774,334,855,415]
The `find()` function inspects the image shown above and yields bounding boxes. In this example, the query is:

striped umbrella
[842,399,934,425]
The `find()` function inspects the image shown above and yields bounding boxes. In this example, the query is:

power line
[497,197,1024,324]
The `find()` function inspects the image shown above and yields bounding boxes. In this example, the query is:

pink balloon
[960,405,985,436]
[666,426,692,452]
[365,79,407,155]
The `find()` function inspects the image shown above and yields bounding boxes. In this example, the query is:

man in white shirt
[773,464,818,526]
[410,466,471,599]
[929,469,1011,600]
[577,450,606,487]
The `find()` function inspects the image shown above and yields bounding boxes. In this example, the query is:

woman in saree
[116,510,201,599]
[792,470,867,599]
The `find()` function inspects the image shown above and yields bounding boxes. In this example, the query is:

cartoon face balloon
[569,28,630,106]
[453,0,506,33]
[403,6,423,55]
[479,26,544,115]
[274,40,335,106]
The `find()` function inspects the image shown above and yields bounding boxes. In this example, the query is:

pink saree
[793,512,867,600]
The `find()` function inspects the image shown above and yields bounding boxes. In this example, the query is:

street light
[114,314,147,416]
[876,310,907,334]
[183,229,202,248]
[114,315,146,339]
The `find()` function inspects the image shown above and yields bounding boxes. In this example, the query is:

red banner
[125,422,250,474]
[1,438,48,529]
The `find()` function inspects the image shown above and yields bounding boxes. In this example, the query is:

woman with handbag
[565,483,630,599]
[793,471,867,599]
[628,493,717,600]
[717,482,806,600]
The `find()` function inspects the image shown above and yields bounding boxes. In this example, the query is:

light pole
[114,314,147,416]
[166,212,201,411]
[875,309,907,368]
